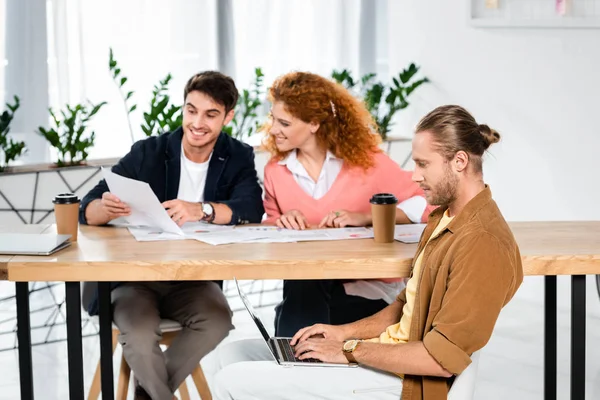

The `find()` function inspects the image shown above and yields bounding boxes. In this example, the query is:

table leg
[65,282,84,399]
[571,275,586,400]
[16,282,34,400]
[544,275,557,400]
[98,282,114,400]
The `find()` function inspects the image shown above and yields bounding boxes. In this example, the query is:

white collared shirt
[278,150,343,200]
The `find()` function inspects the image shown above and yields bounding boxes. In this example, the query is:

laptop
[0,233,72,255]
[234,278,357,368]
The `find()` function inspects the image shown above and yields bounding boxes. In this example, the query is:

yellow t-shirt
[368,210,454,344]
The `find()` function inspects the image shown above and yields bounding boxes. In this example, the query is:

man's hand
[100,192,131,219]
[290,323,348,345]
[293,338,348,364]
[318,210,371,228]
[276,210,309,230]
[162,199,203,226]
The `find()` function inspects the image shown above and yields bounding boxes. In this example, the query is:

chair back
[447,351,481,400]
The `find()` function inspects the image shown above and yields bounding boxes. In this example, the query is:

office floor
[0,276,599,400]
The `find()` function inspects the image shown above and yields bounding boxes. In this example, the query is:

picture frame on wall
[468,0,600,28]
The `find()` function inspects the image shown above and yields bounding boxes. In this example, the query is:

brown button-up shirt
[399,186,523,400]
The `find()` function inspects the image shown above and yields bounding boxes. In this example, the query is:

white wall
[387,0,600,222]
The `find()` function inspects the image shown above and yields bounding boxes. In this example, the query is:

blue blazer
[79,128,264,315]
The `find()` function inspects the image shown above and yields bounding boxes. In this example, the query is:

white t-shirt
[177,145,211,203]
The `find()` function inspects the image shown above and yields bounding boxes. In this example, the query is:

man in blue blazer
[79,71,264,400]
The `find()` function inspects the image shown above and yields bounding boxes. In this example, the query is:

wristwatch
[343,339,361,364]
[200,202,215,223]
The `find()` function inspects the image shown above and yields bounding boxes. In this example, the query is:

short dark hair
[183,71,239,113]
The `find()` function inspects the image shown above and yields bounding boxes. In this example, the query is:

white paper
[394,224,426,244]
[194,230,277,246]
[102,168,183,235]
[286,227,373,242]
[128,222,234,242]
[194,226,374,246]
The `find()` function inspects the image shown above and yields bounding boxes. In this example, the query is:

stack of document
[193,226,374,246]
[127,222,234,242]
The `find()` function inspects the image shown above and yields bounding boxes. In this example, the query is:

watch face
[202,203,213,215]
[343,340,358,352]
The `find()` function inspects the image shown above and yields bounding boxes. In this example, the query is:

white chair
[447,351,481,400]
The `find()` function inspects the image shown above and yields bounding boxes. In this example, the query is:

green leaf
[360,73,376,87]
[129,104,137,113]
[385,92,397,104]
[126,91,134,100]
[399,63,418,84]
[120,77,127,87]
[88,101,107,117]
[405,77,429,96]
[143,112,153,126]
[222,126,233,137]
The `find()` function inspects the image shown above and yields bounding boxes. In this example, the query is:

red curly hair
[262,71,381,169]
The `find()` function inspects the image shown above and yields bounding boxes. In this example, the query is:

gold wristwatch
[343,339,361,364]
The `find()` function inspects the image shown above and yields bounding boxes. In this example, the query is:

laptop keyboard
[274,338,322,363]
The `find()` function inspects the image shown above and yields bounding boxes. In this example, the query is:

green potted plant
[108,48,182,139]
[109,48,137,143]
[107,50,267,141]
[332,63,429,139]
[37,101,107,167]
[223,68,265,141]
[141,73,183,137]
[0,96,27,172]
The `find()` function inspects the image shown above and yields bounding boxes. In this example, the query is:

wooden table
[2,222,599,400]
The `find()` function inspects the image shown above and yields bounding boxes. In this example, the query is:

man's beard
[429,165,459,207]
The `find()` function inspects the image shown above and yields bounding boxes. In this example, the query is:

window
[0,0,6,104]
[46,0,219,159]
[232,0,389,90]
[6,0,390,163]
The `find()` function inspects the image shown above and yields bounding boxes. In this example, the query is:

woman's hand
[319,210,372,228]
[276,210,309,230]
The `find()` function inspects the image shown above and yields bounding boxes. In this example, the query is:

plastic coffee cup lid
[370,193,398,205]
[53,193,80,204]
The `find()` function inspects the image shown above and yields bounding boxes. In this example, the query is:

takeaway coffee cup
[370,193,398,243]
[53,193,80,242]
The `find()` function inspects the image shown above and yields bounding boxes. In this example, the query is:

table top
[1,222,599,282]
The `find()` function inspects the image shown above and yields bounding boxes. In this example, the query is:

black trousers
[274,280,388,337]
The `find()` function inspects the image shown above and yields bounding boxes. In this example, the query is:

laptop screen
[234,278,273,344]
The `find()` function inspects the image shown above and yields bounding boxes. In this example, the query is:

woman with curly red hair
[262,71,432,337]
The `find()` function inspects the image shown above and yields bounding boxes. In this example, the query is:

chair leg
[87,360,102,400]
[116,353,131,400]
[178,379,191,400]
[191,365,212,400]
[88,329,120,399]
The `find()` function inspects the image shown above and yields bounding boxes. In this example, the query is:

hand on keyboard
[290,323,348,346]
[293,338,348,364]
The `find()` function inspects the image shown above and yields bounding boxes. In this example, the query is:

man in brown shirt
[212,105,523,400]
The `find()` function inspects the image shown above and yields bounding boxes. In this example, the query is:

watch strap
[201,203,216,223]
[343,350,358,364]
